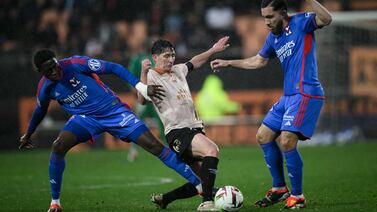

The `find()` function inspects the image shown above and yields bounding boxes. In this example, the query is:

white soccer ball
[214,185,244,211]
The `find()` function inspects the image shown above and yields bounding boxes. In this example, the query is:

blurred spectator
[205,1,234,30]
[0,0,374,65]
[195,75,240,121]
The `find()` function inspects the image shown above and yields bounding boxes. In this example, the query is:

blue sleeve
[79,57,140,87]
[258,35,276,59]
[103,61,140,87]
[298,13,319,33]
[27,106,48,135]
[27,81,51,134]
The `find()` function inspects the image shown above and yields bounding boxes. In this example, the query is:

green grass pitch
[1,142,376,211]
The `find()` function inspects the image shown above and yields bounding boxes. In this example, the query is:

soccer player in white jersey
[211,0,332,209]
[138,37,229,211]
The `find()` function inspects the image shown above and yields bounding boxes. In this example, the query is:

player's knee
[204,143,219,158]
[256,129,270,144]
[280,136,297,151]
[51,138,69,154]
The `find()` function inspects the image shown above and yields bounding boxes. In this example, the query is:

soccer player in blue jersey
[19,49,203,212]
[211,0,332,209]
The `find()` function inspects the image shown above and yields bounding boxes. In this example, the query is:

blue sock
[158,147,200,186]
[284,148,303,195]
[260,141,286,187]
[49,152,66,200]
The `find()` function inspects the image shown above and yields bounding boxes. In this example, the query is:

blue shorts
[62,105,148,143]
[263,94,324,140]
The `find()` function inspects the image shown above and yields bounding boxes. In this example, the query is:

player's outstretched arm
[100,60,164,102]
[137,59,165,105]
[210,54,269,72]
[189,36,230,69]
[305,0,332,27]
[19,104,49,150]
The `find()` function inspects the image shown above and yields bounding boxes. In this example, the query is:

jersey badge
[69,76,81,87]
[173,139,181,153]
[285,25,292,36]
[88,59,101,72]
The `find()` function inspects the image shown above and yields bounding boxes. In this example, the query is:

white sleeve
[135,82,151,101]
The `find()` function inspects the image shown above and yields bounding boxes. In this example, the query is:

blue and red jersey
[259,13,324,98]
[27,56,139,134]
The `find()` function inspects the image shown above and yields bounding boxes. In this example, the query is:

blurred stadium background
[1,0,376,148]
[1,0,377,211]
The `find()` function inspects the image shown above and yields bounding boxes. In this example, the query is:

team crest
[69,76,81,87]
[173,139,181,153]
[88,59,101,71]
[285,26,292,36]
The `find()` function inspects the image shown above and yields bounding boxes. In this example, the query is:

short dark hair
[33,49,56,69]
[151,39,174,55]
[261,0,287,11]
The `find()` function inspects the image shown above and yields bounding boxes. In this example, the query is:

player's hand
[19,133,34,150]
[210,59,229,72]
[147,84,165,101]
[141,59,152,73]
[212,36,230,53]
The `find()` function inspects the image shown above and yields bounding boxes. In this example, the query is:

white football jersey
[147,64,203,134]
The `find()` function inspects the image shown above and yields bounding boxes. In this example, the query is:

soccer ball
[214,185,244,211]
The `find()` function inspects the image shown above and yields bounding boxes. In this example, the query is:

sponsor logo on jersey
[119,113,136,127]
[276,40,295,63]
[61,85,88,107]
[88,59,101,71]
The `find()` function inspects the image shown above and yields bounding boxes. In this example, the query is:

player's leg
[48,116,97,212]
[280,131,306,209]
[189,133,219,211]
[151,128,220,210]
[257,124,286,189]
[129,127,201,191]
[105,108,200,189]
[190,134,218,198]
[255,97,290,208]
[280,95,324,209]
[280,131,301,195]
[151,161,202,209]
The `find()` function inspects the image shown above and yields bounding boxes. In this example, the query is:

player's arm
[19,89,51,150]
[86,58,165,101]
[137,59,153,105]
[188,36,230,70]
[211,54,269,71]
[305,0,332,27]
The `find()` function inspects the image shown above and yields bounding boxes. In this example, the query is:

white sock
[292,194,304,198]
[196,184,203,194]
[51,199,60,205]
[272,186,286,191]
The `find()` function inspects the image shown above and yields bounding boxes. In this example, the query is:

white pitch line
[33,176,174,191]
